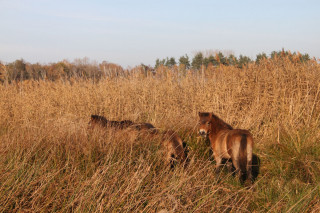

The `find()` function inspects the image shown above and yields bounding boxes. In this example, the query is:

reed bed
[0,58,320,212]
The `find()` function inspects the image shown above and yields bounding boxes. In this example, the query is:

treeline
[0,50,313,83]
[0,58,126,83]
[155,49,311,69]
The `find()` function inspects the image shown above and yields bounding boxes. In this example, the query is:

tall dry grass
[0,58,320,212]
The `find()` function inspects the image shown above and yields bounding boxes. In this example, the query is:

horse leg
[232,158,244,181]
[214,156,223,178]
[247,159,253,183]
[226,159,235,174]
[247,144,253,183]
[168,153,177,169]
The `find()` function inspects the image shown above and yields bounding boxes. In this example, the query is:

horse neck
[209,116,233,137]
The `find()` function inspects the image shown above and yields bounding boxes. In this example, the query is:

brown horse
[89,115,134,129]
[89,115,188,168]
[89,115,159,133]
[198,112,254,183]
[161,130,188,169]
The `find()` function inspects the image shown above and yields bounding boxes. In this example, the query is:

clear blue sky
[1,0,319,67]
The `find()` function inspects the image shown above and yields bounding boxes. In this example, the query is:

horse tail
[239,134,247,174]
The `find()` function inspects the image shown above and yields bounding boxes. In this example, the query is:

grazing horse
[161,130,188,169]
[198,112,254,183]
[89,115,188,168]
[89,115,134,129]
[89,115,158,133]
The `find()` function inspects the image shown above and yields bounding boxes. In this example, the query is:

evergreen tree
[256,53,267,64]
[155,58,165,69]
[300,53,310,63]
[216,52,227,65]
[237,55,252,68]
[271,51,280,59]
[191,52,204,69]
[227,54,238,66]
[203,55,218,67]
[165,57,176,67]
[179,54,190,69]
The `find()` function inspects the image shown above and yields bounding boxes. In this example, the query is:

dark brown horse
[89,115,158,134]
[89,115,188,168]
[89,115,134,129]
[198,112,254,183]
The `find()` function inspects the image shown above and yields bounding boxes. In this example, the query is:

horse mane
[91,115,109,126]
[90,115,158,131]
[210,113,233,130]
[90,115,134,129]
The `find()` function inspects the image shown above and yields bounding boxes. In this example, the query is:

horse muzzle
[199,130,208,138]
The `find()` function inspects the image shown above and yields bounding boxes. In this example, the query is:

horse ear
[198,112,201,117]
[209,113,213,119]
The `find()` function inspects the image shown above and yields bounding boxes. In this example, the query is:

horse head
[198,112,213,138]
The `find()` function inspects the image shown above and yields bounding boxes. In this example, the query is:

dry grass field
[1,57,320,212]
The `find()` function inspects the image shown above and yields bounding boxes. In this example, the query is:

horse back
[225,129,253,148]
[230,129,253,147]
[213,129,253,159]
